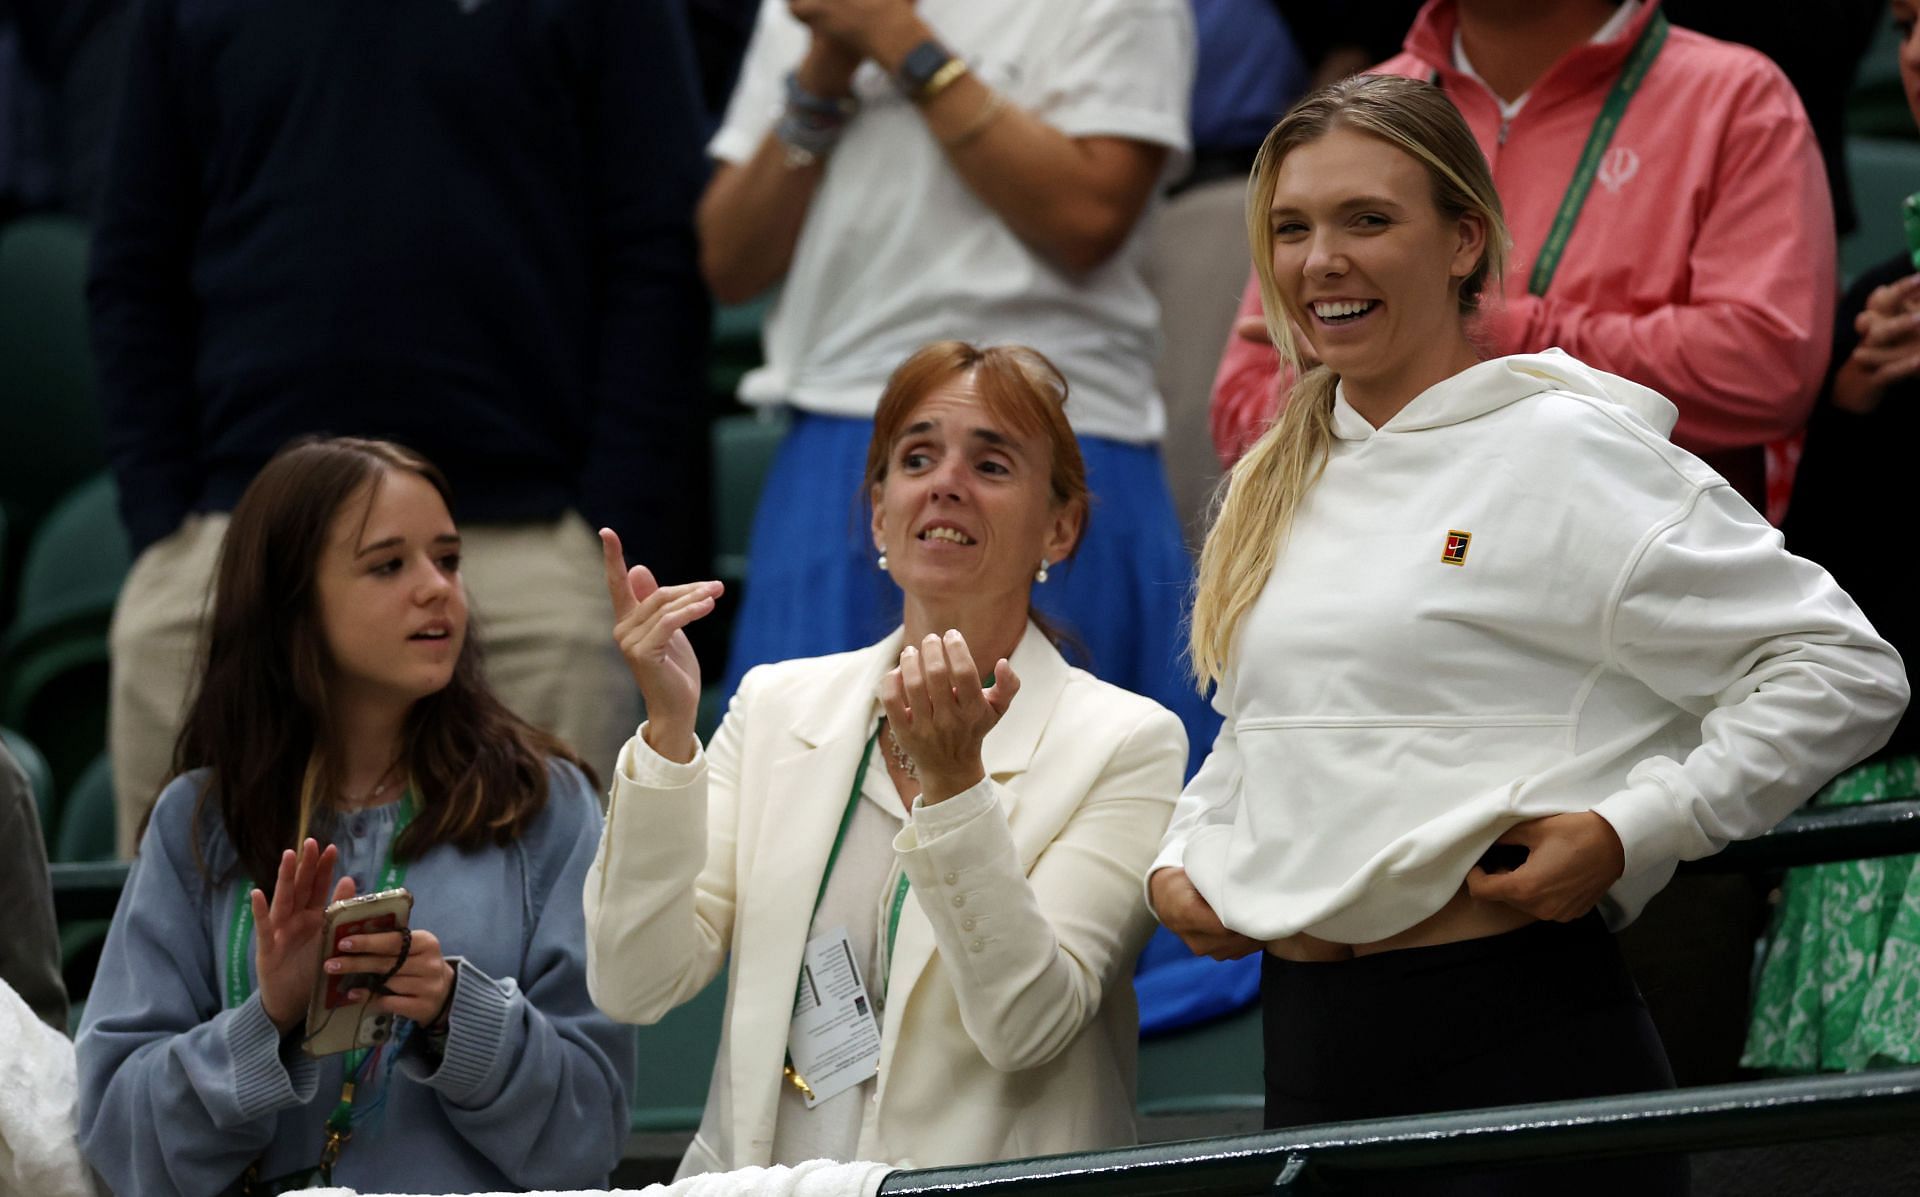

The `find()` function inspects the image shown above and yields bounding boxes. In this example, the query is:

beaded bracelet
[785,71,859,125]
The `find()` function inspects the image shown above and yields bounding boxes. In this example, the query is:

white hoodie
[1155,351,1909,944]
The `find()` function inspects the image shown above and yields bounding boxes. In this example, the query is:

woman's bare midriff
[1264,885,1539,962]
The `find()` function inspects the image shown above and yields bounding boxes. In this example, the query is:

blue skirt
[722,411,1221,761]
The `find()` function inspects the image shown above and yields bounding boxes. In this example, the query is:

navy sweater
[90,0,710,571]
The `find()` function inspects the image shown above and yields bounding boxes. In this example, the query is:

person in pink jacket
[1210,0,1835,520]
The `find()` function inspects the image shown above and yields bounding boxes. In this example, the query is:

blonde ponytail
[1189,367,1338,689]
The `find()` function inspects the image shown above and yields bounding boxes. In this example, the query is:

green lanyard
[1526,10,1668,296]
[784,730,912,1101]
[224,791,416,1192]
[1430,10,1668,297]
[810,729,912,967]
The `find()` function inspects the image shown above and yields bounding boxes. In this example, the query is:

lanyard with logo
[224,791,416,1194]
[1431,9,1668,296]
[782,728,911,1102]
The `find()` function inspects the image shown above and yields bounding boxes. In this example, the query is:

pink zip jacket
[1210,0,1835,518]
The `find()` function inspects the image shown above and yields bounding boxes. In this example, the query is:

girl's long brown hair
[173,436,592,892]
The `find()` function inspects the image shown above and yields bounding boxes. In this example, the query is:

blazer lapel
[979,622,1071,790]
[728,633,903,1158]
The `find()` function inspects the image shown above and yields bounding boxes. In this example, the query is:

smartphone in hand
[304,888,413,1057]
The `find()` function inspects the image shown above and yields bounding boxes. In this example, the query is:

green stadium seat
[56,753,116,863]
[0,725,56,845]
[0,216,105,529]
[709,297,770,400]
[1,473,132,795]
[630,970,727,1133]
[1841,136,1920,283]
[1136,1005,1264,1118]
[711,412,788,584]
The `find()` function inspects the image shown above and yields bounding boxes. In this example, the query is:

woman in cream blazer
[583,342,1186,1175]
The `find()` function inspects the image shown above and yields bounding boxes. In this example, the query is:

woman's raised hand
[253,838,356,1033]
[600,528,721,764]
[881,629,1019,805]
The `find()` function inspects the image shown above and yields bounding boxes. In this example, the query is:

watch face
[901,40,952,89]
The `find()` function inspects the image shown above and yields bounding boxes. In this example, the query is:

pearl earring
[1035,559,1050,584]
[877,550,889,572]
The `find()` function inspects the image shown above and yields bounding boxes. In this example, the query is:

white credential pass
[787,926,883,1107]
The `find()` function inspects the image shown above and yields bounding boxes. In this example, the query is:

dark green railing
[880,1067,1920,1196]
[51,860,128,921]
[1681,798,1920,873]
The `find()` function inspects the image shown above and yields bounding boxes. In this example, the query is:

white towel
[0,979,101,1197]
[308,1157,894,1197]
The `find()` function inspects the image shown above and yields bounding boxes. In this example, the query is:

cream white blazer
[583,625,1185,1173]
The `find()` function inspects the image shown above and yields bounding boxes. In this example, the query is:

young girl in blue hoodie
[1152,75,1906,1195]
[76,437,632,1196]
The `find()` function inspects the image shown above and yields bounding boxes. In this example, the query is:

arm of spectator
[75,787,320,1197]
[583,687,745,1024]
[1591,484,1909,879]
[399,768,634,1190]
[1210,270,1289,466]
[894,705,1184,1072]
[1144,675,1261,958]
[697,32,860,304]
[1488,70,1837,454]
[87,0,204,554]
[850,2,1182,277]
[1146,674,1244,901]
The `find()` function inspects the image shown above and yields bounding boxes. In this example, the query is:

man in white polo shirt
[700,0,1214,758]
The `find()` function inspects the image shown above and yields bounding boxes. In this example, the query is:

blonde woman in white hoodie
[1150,74,1908,1196]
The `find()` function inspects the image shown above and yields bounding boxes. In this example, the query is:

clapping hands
[1835,272,1920,414]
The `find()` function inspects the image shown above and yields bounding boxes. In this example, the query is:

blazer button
[962,917,975,931]
[952,894,965,908]
[969,939,985,952]
[943,871,958,885]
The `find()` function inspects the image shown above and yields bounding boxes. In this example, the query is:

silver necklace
[883,722,919,781]
[345,759,404,810]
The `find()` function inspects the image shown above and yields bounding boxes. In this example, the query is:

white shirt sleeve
[708,0,802,164]
[1145,672,1239,910]
[618,723,707,789]
[1034,0,1194,156]
[1592,483,1909,878]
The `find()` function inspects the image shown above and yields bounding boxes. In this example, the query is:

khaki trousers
[109,510,636,856]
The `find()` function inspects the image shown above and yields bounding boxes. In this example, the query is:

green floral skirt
[1743,755,1920,1073]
